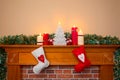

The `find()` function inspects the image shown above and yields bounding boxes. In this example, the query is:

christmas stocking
[32,47,49,74]
[72,45,91,72]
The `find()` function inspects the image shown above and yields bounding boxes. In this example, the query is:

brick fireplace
[21,65,99,80]
[0,45,119,80]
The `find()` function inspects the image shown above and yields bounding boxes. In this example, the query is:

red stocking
[74,63,85,72]
[72,45,91,72]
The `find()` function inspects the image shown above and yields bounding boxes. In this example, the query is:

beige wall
[0,0,120,37]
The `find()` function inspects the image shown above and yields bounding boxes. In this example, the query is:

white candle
[37,33,43,45]
[78,29,84,45]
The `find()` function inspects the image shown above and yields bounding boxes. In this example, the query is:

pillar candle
[78,29,84,45]
[71,26,78,45]
[43,33,49,45]
[37,33,43,45]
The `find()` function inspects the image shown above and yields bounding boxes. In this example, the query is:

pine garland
[84,34,120,45]
[0,34,38,45]
[0,33,120,45]
[114,49,120,80]
[0,33,120,80]
[0,48,7,80]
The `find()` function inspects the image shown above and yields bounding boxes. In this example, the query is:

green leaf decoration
[0,48,7,80]
[49,33,55,39]
[0,34,37,45]
[64,32,71,39]
[114,48,120,80]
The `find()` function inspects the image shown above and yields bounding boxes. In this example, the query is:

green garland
[84,34,120,45]
[0,34,38,45]
[114,48,120,80]
[0,48,7,80]
[0,33,120,45]
[0,33,120,80]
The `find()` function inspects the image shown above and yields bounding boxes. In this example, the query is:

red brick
[74,74,92,78]
[82,69,91,73]
[70,79,79,80]
[21,74,28,78]
[91,70,99,73]
[74,74,83,78]
[21,69,27,74]
[25,79,33,80]
[46,70,54,73]
[93,73,99,78]
[63,70,71,74]
[44,79,52,80]
[28,70,33,73]
[72,70,82,74]
[73,69,90,73]
[52,79,61,80]
[49,74,56,78]
[57,74,73,78]
[29,74,47,78]
[89,79,98,80]
[34,79,43,80]
[55,70,62,74]
[40,70,46,73]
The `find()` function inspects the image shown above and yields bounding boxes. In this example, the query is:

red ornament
[38,55,44,63]
[48,39,53,45]
[66,38,72,45]
[71,27,78,45]
[43,33,49,45]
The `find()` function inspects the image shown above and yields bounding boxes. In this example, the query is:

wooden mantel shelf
[0,45,120,80]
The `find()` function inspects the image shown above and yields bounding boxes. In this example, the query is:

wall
[0,0,120,37]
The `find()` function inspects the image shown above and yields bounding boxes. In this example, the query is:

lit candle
[58,21,62,28]
[71,25,78,45]
[58,21,61,25]
[43,33,49,45]
[78,29,84,45]
[37,33,43,45]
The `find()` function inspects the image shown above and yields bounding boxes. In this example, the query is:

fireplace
[0,45,119,80]
[21,65,99,80]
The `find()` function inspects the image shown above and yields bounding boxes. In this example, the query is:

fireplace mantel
[0,45,120,80]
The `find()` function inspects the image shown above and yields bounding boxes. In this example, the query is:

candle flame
[73,25,76,27]
[79,29,82,32]
[78,29,83,35]
[58,21,61,25]
[39,33,42,36]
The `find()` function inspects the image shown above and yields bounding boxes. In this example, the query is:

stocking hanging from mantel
[32,47,49,74]
[72,45,91,72]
